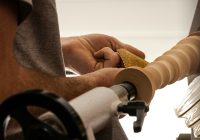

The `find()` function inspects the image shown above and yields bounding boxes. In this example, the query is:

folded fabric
[117,48,149,68]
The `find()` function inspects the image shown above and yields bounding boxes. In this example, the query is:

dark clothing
[14,0,65,76]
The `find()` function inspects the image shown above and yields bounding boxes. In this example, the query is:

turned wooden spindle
[115,32,200,105]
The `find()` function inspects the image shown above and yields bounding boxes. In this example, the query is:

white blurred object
[176,75,200,138]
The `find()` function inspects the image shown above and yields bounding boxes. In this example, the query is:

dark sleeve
[14,0,66,76]
[17,0,32,24]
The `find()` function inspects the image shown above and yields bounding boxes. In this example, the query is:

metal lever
[117,100,149,132]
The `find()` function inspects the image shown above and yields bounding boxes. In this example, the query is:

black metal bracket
[118,100,149,132]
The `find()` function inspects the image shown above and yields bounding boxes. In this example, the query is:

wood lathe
[0,32,199,140]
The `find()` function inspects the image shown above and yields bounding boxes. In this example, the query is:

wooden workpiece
[115,32,200,105]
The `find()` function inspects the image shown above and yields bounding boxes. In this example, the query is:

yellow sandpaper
[117,49,149,68]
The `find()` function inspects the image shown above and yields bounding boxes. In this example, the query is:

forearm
[56,74,97,100]
[2,66,97,101]
[34,71,97,101]
[11,65,119,102]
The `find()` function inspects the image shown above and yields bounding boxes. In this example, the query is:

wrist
[72,74,98,91]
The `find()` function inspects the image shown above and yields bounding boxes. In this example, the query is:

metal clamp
[118,100,149,132]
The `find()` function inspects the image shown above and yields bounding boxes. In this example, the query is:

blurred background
[56,0,198,139]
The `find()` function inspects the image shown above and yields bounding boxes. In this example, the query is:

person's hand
[61,34,145,74]
[86,67,124,87]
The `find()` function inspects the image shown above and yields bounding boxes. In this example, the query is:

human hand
[86,67,124,87]
[61,34,145,74]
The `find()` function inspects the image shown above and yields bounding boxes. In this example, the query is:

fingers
[94,47,121,68]
[80,34,145,59]
[109,36,145,59]
[120,43,145,59]
[90,34,145,59]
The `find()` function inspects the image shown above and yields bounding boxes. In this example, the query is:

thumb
[94,47,120,67]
